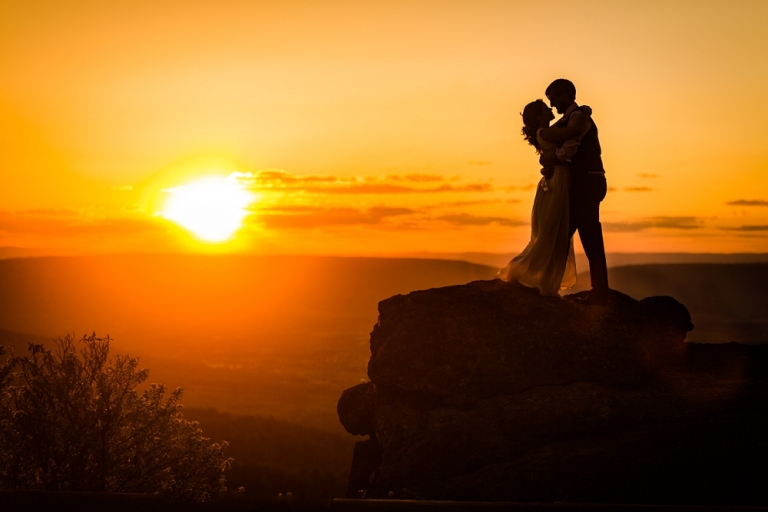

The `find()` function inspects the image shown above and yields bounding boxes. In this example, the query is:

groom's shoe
[575,289,610,306]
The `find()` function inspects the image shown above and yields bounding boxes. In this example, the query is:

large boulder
[338,280,768,505]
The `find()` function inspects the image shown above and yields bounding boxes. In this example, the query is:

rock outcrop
[338,280,768,505]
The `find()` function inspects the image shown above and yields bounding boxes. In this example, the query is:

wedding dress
[497,128,576,295]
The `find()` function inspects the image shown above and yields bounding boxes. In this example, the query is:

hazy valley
[1,254,767,500]
[2,254,767,431]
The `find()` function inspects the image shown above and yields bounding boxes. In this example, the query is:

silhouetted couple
[498,79,609,306]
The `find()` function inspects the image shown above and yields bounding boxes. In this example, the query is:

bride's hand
[580,105,592,117]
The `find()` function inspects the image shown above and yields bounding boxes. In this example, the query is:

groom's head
[545,79,576,114]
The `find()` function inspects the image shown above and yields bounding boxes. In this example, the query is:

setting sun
[156,175,255,243]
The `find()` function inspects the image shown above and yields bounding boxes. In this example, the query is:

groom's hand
[540,166,555,180]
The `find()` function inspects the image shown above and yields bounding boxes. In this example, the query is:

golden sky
[1,0,767,256]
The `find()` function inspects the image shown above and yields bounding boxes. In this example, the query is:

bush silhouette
[0,334,231,501]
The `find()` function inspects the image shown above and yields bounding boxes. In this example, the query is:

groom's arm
[539,107,592,178]
[555,110,591,162]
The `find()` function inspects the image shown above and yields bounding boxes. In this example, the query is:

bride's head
[521,99,553,153]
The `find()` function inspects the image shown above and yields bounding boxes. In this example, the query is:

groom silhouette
[540,79,609,305]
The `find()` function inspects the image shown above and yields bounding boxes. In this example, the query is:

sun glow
[157,175,255,243]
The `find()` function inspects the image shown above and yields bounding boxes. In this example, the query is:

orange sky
[1,0,767,256]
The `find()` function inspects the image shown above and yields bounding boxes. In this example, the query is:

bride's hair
[521,99,547,154]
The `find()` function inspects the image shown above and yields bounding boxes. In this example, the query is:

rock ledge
[338,280,768,505]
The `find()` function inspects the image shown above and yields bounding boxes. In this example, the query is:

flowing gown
[497,128,577,296]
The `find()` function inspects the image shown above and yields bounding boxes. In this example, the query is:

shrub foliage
[0,334,231,500]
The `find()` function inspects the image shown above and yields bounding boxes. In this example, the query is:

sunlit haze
[1,0,767,256]
[157,174,255,243]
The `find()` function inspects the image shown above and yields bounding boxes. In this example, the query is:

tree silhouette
[0,334,231,501]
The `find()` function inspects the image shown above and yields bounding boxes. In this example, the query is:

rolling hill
[0,255,496,430]
[573,263,768,344]
[1,256,766,431]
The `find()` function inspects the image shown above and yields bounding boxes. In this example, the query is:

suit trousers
[569,174,609,292]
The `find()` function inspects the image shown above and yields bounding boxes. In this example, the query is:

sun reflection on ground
[156,174,256,243]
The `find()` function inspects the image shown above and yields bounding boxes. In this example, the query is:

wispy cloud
[603,216,701,232]
[435,213,526,227]
[467,161,491,166]
[423,199,504,209]
[253,201,530,230]
[719,225,768,231]
[607,186,654,193]
[726,199,768,207]
[637,173,658,178]
[0,210,162,236]
[385,174,449,182]
[321,183,494,194]
[254,206,416,229]
[501,184,536,192]
[20,208,81,218]
[241,170,493,195]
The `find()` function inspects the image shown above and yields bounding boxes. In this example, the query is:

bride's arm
[539,151,560,167]
[538,106,592,144]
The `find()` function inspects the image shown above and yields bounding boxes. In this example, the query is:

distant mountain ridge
[399,251,768,272]
[573,263,768,344]
[0,247,55,260]
[0,255,497,429]
[4,247,768,270]
[0,329,50,354]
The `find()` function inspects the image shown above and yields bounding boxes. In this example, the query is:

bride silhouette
[497,99,592,296]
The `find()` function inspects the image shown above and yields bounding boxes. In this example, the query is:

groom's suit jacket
[558,105,605,187]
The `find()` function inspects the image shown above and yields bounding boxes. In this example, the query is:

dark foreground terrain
[339,281,768,505]
[1,257,767,505]
[182,408,356,501]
